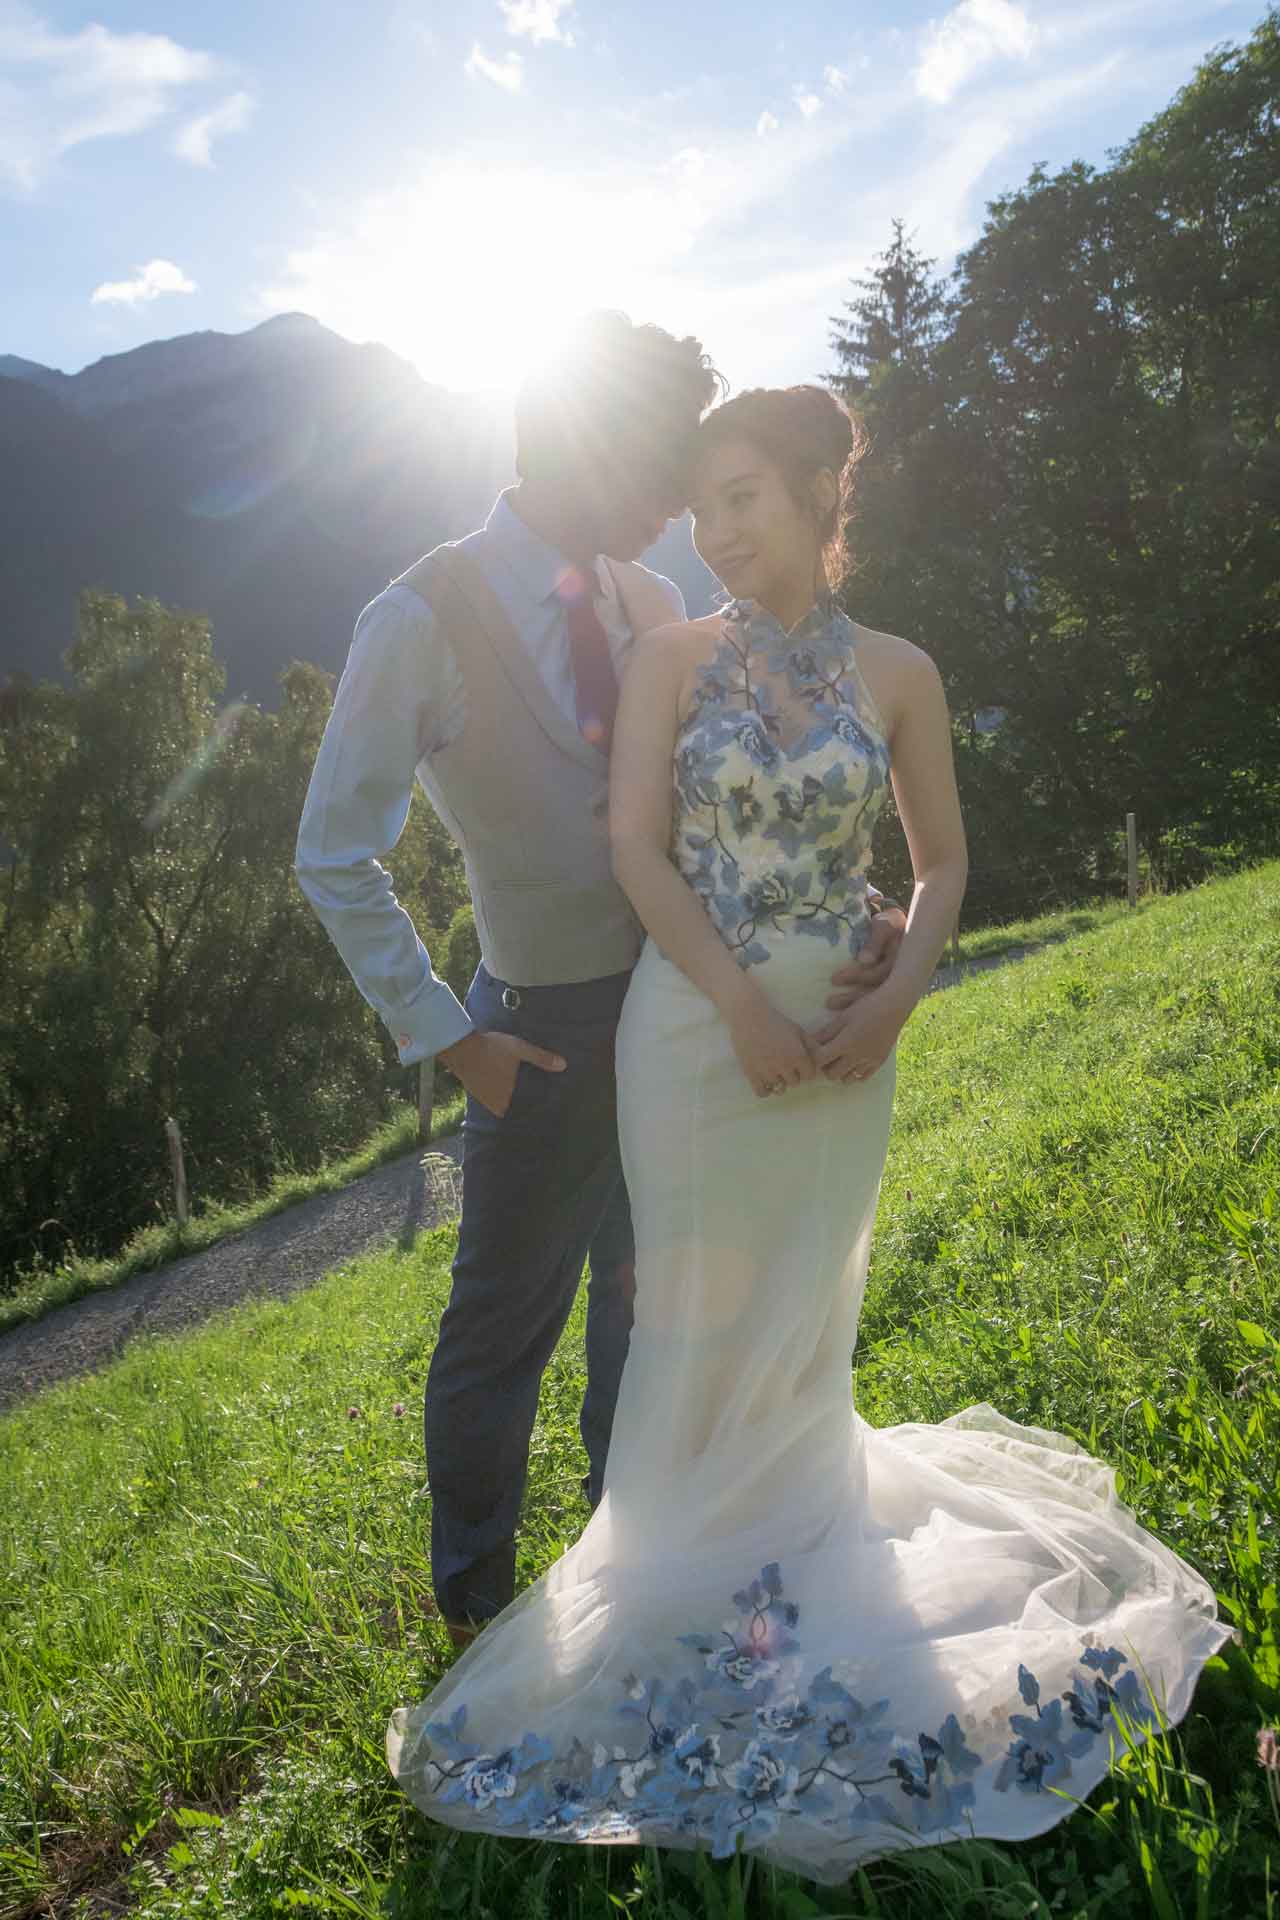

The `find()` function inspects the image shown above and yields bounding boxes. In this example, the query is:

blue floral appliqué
[993,1645,1157,1795]
[671,599,892,968]
[405,1560,1157,1862]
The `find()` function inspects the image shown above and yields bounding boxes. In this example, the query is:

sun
[269,163,669,393]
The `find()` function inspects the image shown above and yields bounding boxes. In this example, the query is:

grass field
[1,866,1277,1919]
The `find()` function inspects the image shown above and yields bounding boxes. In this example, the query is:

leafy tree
[832,12,1280,917]
[0,592,465,1285]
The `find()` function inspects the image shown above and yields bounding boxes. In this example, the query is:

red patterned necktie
[560,563,619,754]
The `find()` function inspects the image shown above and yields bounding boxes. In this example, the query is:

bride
[386,384,1229,1883]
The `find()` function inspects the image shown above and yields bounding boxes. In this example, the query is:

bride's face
[689,437,821,605]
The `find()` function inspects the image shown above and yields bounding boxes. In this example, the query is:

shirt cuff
[390,979,474,1067]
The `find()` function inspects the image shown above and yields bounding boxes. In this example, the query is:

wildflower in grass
[347,1405,362,1419]
[392,1402,405,1417]
[1260,1728,1280,1832]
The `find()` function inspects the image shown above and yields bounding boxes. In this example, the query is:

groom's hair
[515,312,724,501]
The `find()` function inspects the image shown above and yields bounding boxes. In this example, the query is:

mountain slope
[1,317,716,701]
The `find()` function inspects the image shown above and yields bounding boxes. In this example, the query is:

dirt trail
[0,1141,464,1413]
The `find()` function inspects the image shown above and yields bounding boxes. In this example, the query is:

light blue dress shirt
[295,490,685,1068]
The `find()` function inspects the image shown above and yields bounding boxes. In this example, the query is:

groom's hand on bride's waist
[438,1031,567,1120]
[823,905,908,1011]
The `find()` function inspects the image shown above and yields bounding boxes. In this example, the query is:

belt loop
[502,985,522,1011]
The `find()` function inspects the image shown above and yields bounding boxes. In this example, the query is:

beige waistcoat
[394,541,678,987]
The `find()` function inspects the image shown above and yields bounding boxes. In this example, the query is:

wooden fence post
[418,1061,434,1145]
[1126,812,1138,908]
[164,1116,190,1228]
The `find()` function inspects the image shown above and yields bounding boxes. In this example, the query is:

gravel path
[0,1139,464,1414]
[927,944,1036,992]
[0,943,1039,1415]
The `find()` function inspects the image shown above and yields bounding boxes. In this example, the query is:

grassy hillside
[1,865,1276,1919]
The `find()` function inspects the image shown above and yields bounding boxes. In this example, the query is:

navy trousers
[423,962,636,1626]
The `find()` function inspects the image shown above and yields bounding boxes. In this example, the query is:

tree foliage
[0,592,465,1285]
[831,11,1280,917]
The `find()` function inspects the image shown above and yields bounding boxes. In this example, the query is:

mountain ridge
[1,315,716,700]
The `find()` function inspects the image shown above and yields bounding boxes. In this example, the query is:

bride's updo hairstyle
[693,384,865,592]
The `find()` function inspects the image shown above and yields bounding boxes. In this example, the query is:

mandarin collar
[726,593,841,660]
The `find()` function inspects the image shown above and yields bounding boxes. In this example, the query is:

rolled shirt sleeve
[294,588,474,1067]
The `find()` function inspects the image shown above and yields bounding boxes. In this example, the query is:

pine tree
[828,218,947,400]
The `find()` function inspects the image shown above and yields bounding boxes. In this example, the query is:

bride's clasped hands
[721,972,819,1098]
[726,978,909,1097]
[725,912,911,1098]
[808,977,910,1085]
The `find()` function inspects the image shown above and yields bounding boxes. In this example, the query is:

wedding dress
[386,597,1229,1883]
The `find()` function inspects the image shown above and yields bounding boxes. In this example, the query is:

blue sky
[1,0,1265,394]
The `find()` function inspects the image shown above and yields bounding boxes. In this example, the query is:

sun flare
[263,163,693,393]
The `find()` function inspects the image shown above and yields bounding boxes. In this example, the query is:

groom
[295,313,907,1647]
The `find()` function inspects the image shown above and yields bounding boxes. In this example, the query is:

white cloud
[173,88,253,167]
[668,145,708,177]
[90,257,197,307]
[252,93,887,389]
[793,85,822,118]
[499,0,574,46]
[825,64,848,92]
[464,42,523,91]
[255,7,1222,396]
[0,3,215,191]
[915,0,1035,105]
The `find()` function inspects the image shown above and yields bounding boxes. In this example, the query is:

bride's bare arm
[865,645,968,1019]
[811,643,966,1080]
[609,627,762,1025]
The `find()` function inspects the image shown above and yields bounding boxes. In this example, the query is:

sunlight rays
[257,164,700,393]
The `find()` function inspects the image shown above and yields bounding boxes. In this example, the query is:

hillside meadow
[1,865,1277,1919]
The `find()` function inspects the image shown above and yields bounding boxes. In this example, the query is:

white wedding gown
[387,599,1229,1883]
